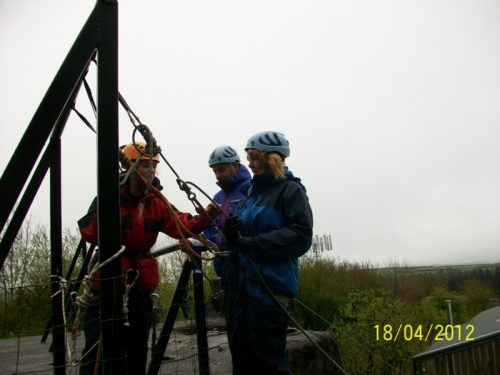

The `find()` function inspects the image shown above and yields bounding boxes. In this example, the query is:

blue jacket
[236,169,313,305]
[203,164,251,276]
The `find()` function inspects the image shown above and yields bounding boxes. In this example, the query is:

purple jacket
[203,164,251,276]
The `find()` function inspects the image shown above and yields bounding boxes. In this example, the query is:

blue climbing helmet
[208,145,240,167]
[245,131,290,158]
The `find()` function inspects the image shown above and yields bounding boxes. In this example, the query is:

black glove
[223,215,242,241]
[233,237,254,253]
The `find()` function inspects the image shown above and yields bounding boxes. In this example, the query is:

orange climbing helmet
[122,142,160,162]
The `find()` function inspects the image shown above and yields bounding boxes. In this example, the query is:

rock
[288,330,344,375]
[162,322,344,374]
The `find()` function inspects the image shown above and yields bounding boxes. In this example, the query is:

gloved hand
[223,215,242,241]
[233,237,254,253]
[204,203,221,221]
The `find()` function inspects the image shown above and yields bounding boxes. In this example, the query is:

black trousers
[79,290,153,375]
[229,291,291,375]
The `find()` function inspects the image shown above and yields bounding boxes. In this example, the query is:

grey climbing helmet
[208,145,240,167]
[245,131,290,158]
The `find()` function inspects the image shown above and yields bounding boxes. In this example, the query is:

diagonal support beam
[0,5,99,233]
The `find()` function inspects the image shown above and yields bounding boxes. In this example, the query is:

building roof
[413,305,500,360]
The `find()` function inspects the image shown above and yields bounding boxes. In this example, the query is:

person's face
[211,163,236,185]
[134,159,158,183]
[247,152,266,175]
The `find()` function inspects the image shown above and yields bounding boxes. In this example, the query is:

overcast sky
[1,0,500,266]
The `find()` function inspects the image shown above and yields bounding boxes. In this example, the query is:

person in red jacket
[78,142,218,375]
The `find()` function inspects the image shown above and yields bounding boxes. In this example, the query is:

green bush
[297,257,385,330]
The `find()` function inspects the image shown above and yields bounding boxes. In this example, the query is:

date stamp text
[374,324,475,342]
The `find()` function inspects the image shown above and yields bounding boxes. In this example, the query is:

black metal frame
[41,241,95,345]
[0,2,213,374]
[148,256,210,375]
[0,1,124,374]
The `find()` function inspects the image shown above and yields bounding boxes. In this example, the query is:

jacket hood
[218,163,252,192]
[251,167,306,194]
[284,168,306,192]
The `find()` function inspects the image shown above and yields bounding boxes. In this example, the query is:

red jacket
[78,185,207,293]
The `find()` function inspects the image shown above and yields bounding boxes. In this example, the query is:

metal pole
[96,1,124,373]
[192,260,210,374]
[50,138,65,374]
[445,300,454,326]
[41,240,91,344]
[148,260,193,375]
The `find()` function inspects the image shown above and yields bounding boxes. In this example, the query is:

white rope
[50,276,74,371]
[74,339,100,367]
[122,268,140,327]
[70,245,127,366]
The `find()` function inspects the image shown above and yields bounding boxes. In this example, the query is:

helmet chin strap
[120,157,142,186]
[129,171,154,197]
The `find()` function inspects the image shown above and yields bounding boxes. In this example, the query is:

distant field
[376,262,500,275]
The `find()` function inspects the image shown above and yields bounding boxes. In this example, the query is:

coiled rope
[69,245,127,367]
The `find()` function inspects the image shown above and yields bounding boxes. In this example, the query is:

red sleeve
[78,198,99,244]
[161,209,207,239]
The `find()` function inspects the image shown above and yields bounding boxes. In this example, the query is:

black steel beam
[0,4,98,234]
[150,243,181,258]
[96,1,125,373]
[0,148,50,269]
[0,1,126,373]
[40,240,91,344]
[192,261,210,374]
[0,53,90,269]
[148,259,193,375]
[50,138,65,375]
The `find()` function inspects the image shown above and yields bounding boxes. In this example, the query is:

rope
[119,143,224,262]
[49,276,75,369]
[71,106,96,133]
[83,78,97,118]
[122,268,140,327]
[70,245,127,366]
[72,72,229,263]
[247,262,405,375]
[293,298,406,375]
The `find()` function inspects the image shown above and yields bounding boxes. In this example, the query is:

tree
[331,289,420,375]
[298,257,385,330]
[0,220,81,334]
[460,279,495,318]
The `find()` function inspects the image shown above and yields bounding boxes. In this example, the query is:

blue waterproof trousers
[229,291,291,375]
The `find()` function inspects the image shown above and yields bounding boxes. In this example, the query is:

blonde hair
[247,149,286,179]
